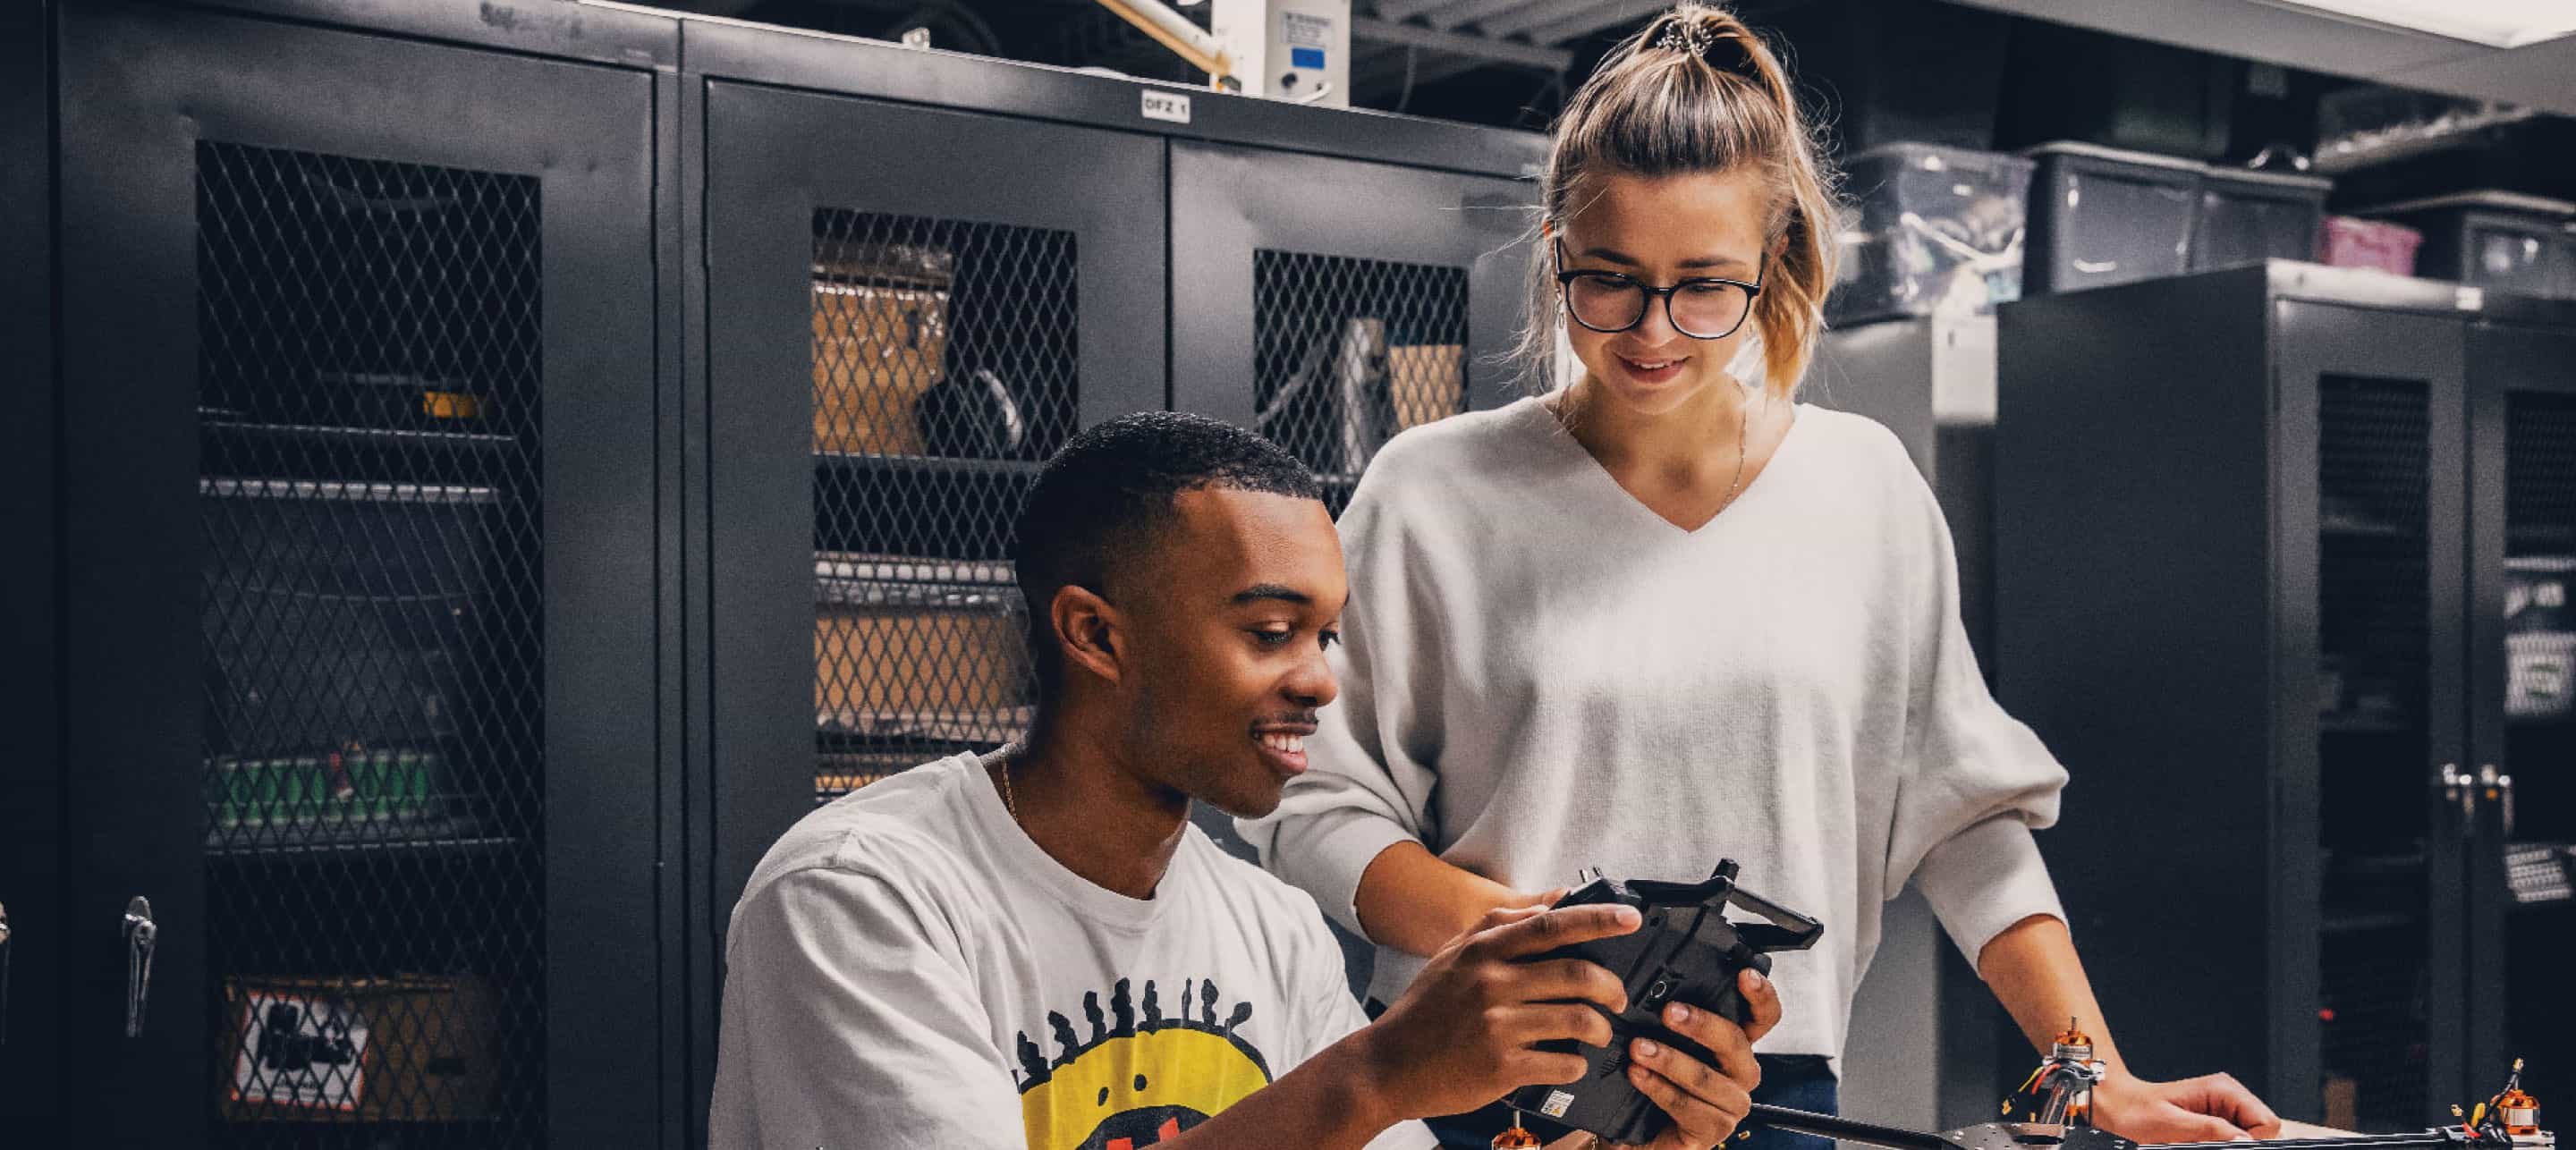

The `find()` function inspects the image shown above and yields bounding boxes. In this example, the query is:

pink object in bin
[2324,216,2423,275]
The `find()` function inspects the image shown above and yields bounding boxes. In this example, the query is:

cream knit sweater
[1238,394,2070,1062]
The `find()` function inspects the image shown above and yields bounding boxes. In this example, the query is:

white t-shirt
[708,752,1434,1150]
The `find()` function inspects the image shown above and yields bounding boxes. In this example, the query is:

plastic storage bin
[2366,190,2576,298]
[2194,166,2329,271]
[2323,216,2423,276]
[2024,141,2201,295]
[1829,142,2035,326]
[1761,1,2012,153]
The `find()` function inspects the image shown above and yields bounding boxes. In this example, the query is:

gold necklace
[1724,389,1753,506]
[996,750,1019,822]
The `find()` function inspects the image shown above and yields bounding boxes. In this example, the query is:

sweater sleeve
[1885,464,2071,969]
[1236,453,1443,938]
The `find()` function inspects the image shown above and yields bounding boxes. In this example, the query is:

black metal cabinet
[1169,142,1535,510]
[697,77,1169,960]
[2464,322,2576,1109]
[40,4,671,1145]
[1996,263,2576,1132]
[679,27,1546,1100]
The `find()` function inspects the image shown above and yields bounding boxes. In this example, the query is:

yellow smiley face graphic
[1014,978,1275,1150]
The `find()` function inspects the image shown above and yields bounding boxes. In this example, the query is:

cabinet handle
[1,899,12,1046]
[2491,767,2517,841]
[2441,763,2473,833]
[123,897,156,1039]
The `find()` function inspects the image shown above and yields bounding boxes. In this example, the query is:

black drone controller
[1504,859,1825,1146]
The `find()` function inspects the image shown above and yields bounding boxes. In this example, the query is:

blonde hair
[1517,3,1840,400]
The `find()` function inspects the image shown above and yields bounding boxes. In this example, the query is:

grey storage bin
[1829,142,2034,326]
[2195,166,2329,271]
[2023,141,2201,295]
[2366,190,2576,298]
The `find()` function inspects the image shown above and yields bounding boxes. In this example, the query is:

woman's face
[1555,166,1774,418]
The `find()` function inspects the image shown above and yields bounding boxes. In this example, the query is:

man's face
[1114,487,1346,819]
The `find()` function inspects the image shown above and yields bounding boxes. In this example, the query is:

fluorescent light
[2264,0,2576,47]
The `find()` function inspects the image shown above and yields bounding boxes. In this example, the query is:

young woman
[1241,6,2284,1148]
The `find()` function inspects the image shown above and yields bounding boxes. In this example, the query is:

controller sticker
[1541,1090,1576,1119]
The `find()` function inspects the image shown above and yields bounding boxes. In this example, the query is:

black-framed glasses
[1553,238,1764,340]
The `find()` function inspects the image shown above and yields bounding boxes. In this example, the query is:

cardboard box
[1387,343,1464,431]
[814,554,1030,725]
[812,280,950,456]
[223,975,498,1122]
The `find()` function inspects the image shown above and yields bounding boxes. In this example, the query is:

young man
[709,413,1780,1150]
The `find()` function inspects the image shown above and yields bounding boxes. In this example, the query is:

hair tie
[1655,20,1763,82]
[1654,20,1712,56]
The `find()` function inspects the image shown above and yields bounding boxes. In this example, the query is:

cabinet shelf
[813,453,1039,562]
[201,410,530,486]
[2321,911,2421,934]
[2319,711,2415,732]
[206,810,519,861]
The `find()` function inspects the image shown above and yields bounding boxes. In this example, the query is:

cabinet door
[700,83,1165,947]
[2275,302,2471,1130]
[2464,321,2576,1109]
[0,0,56,1128]
[57,5,662,1144]
[1170,142,1535,514]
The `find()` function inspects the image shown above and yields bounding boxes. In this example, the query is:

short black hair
[1011,411,1323,705]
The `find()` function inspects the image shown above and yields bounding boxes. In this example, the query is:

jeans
[1418,1053,1839,1149]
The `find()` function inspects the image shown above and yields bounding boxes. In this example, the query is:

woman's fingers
[1657,1002,1760,1089]
[1736,968,1782,1044]
[1626,1060,1750,1148]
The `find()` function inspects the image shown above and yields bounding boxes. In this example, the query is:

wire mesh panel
[2319,920,2435,1132]
[812,209,1072,801]
[2318,376,2435,734]
[197,141,545,1146]
[2315,373,2433,1131]
[2502,391,2576,1111]
[1251,251,1468,512]
[2504,394,2576,834]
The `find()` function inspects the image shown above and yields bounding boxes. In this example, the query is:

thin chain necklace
[1557,382,1760,513]
[995,749,1020,823]
[1723,388,1753,508]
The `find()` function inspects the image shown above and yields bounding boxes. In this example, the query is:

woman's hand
[1606,967,1784,1150]
[1353,841,1565,957]
[2089,1070,2282,1143]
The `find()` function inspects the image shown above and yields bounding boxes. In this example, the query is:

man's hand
[1608,966,1784,1150]
[1354,902,1640,1120]
[2091,1070,2283,1143]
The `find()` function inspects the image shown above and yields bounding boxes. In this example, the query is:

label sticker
[1141,89,1192,124]
[1283,11,1332,47]
[1541,1090,1576,1119]
[233,990,371,1111]
[1291,47,1325,69]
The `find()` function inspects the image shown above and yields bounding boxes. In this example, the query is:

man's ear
[1050,583,1125,688]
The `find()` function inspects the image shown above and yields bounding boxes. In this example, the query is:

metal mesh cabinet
[681,22,1546,1130]
[696,72,1167,986]
[47,4,671,1145]
[1996,263,2576,1132]
[2465,322,2576,1111]
[1171,142,1536,518]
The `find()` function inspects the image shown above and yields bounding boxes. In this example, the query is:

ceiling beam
[1351,15,1572,71]
[1509,0,1673,45]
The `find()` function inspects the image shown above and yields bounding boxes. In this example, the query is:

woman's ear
[1050,583,1124,688]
